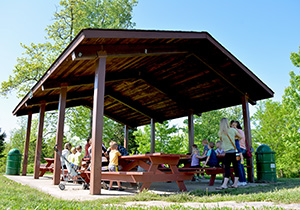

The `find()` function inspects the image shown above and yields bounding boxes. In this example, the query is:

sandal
[229,185,238,188]
[215,186,228,190]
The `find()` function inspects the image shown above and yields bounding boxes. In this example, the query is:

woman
[232,120,247,186]
[216,118,242,190]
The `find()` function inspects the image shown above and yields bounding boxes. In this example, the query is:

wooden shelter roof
[13,29,274,127]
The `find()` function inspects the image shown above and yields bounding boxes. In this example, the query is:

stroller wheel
[82,183,89,190]
[59,183,65,190]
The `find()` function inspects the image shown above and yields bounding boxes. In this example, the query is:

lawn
[1,174,300,209]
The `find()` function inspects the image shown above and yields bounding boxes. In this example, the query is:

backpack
[118,145,129,156]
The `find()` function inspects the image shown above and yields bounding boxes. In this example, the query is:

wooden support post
[22,112,32,176]
[150,119,155,153]
[242,95,255,183]
[124,125,129,149]
[188,113,194,154]
[33,102,46,179]
[53,85,67,185]
[90,56,106,195]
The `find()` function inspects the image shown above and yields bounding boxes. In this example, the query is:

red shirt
[84,142,90,158]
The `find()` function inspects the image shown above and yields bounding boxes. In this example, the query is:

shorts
[108,165,121,172]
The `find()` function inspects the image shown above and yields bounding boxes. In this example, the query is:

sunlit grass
[1,175,300,209]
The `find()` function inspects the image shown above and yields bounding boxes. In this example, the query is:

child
[230,120,244,164]
[108,141,124,191]
[215,141,225,156]
[61,143,72,169]
[73,145,84,169]
[201,139,209,156]
[191,144,201,181]
[201,142,219,167]
[67,147,77,164]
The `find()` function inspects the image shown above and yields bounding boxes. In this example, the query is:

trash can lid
[256,144,274,153]
[7,148,21,156]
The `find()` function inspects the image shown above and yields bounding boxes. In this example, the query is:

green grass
[1,175,300,209]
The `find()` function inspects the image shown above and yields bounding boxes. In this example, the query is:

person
[67,147,77,164]
[201,142,219,167]
[231,120,247,186]
[61,143,71,169]
[216,118,242,190]
[201,139,209,156]
[84,138,90,158]
[66,147,77,172]
[215,141,224,156]
[73,145,84,169]
[108,141,124,191]
[191,144,201,181]
[215,140,225,166]
[230,120,243,163]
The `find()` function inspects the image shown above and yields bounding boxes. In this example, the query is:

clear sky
[1,0,299,138]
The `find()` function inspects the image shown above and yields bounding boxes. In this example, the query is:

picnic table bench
[39,158,54,177]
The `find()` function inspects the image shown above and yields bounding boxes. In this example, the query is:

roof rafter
[192,53,257,105]
[106,86,164,123]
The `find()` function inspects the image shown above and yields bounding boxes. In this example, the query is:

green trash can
[6,149,22,175]
[255,144,277,182]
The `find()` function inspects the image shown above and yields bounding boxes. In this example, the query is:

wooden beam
[53,85,67,185]
[72,44,187,60]
[22,112,32,176]
[26,90,94,107]
[192,53,257,105]
[33,102,45,179]
[188,113,194,154]
[74,100,136,128]
[41,72,139,91]
[140,73,194,112]
[150,119,155,153]
[106,87,164,123]
[124,125,129,150]
[90,56,106,195]
[242,95,254,183]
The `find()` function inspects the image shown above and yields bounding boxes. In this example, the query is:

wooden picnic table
[39,158,54,177]
[101,153,194,192]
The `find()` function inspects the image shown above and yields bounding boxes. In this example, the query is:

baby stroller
[54,145,89,190]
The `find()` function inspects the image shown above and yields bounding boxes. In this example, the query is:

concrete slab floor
[4,175,264,201]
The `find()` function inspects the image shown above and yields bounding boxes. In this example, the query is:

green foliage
[133,106,242,154]
[291,46,300,68]
[0,43,57,98]
[1,0,138,172]
[134,121,187,154]
[183,106,243,146]
[252,46,300,178]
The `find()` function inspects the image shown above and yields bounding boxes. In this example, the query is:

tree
[182,106,243,147]
[251,46,300,177]
[0,0,138,162]
[133,121,186,154]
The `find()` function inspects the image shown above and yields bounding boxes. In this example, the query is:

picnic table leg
[39,162,51,177]
[176,181,187,191]
[140,182,152,192]
[209,174,216,186]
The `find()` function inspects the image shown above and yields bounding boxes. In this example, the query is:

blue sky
[1,0,300,138]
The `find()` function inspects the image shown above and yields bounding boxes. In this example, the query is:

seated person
[198,141,219,167]
[191,144,201,181]
[215,140,225,165]
[215,141,225,156]
[108,141,124,191]
[61,143,71,169]
[73,145,84,169]
[66,147,77,171]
